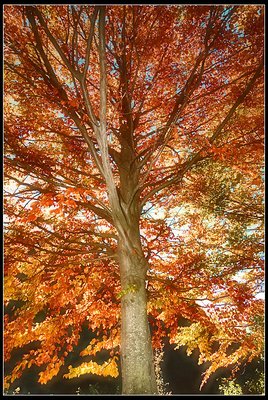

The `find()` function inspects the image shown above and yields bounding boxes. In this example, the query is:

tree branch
[140,58,264,207]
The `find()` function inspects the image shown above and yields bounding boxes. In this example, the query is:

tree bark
[118,234,158,394]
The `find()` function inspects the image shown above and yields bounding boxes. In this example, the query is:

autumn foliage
[4,5,264,393]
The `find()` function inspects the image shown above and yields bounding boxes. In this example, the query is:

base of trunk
[120,282,158,394]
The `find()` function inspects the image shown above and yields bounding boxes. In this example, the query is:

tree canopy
[4,5,264,393]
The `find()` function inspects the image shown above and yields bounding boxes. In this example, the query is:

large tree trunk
[109,105,157,392]
[118,234,158,394]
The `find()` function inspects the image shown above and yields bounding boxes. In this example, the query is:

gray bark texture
[118,237,158,394]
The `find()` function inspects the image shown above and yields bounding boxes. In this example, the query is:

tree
[4,5,264,394]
